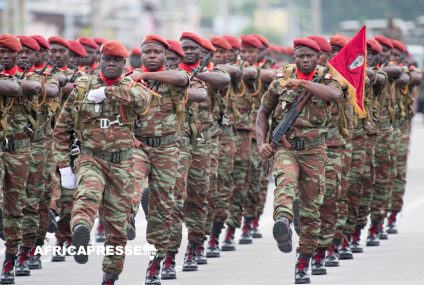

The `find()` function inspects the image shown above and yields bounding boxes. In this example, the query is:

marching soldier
[52,40,152,285]
[256,38,342,284]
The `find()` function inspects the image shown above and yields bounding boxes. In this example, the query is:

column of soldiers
[0,29,420,285]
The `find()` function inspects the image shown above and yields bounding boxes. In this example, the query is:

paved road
[3,114,424,285]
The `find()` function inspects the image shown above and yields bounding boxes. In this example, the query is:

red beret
[374,35,393,49]
[78,37,98,49]
[0,34,22,52]
[281,46,294,56]
[293,38,321,52]
[142,34,170,49]
[253,34,270,48]
[68,40,88,57]
[329,35,349,48]
[240,35,262,48]
[17,36,40,51]
[100,40,129,58]
[267,44,281,53]
[202,39,216,52]
[307,35,331,53]
[48,36,70,49]
[166,40,184,58]
[180,32,204,47]
[93,37,106,47]
[367,39,382,54]
[392,39,406,53]
[223,35,241,50]
[31,35,50,50]
[210,36,232,51]
[130,48,142,56]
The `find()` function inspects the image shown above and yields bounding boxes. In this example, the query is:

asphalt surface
[2,114,424,285]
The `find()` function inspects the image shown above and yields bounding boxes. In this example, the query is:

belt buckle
[147,137,161,147]
[295,138,305,150]
[70,144,80,156]
[100,118,111,128]
[111,152,121,163]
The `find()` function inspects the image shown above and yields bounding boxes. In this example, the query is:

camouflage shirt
[262,66,341,141]
[52,75,152,168]
[134,69,189,138]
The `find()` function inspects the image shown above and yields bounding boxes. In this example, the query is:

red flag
[328,26,367,118]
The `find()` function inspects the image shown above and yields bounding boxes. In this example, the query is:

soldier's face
[240,47,258,65]
[199,47,210,62]
[49,43,69,68]
[17,46,36,69]
[227,48,239,63]
[367,49,379,66]
[129,54,142,68]
[100,55,126,79]
[141,42,166,71]
[80,45,97,66]
[330,45,342,60]
[68,52,82,68]
[294,47,318,74]
[390,48,403,65]
[181,39,200,64]
[34,48,48,66]
[0,46,17,70]
[380,45,391,65]
[318,52,329,65]
[165,51,181,70]
[212,47,228,65]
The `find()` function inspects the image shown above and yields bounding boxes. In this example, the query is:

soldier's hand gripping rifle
[149,59,176,91]
[256,67,329,169]
[190,52,212,80]
[19,63,32,79]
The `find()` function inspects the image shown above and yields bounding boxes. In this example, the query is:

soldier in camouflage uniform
[303,35,347,275]
[78,37,100,76]
[386,40,421,234]
[13,36,60,274]
[351,39,386,253]
[53,40,152,285]
[0,34,57,284]
[47,36,84,262]
[353,40,387,250]
[368,36,403,242]
[127,35,189,284]
[256,38,341,284]
[178,34,230,273]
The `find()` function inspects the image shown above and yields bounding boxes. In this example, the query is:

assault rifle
[256,66,329,168]
[190,52,212,80]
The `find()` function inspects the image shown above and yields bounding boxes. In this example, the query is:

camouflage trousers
[1,139,30,255]
[333,143,352,241]
[55,184,75,243]
[205,135,220,236]
[226,130,252,228]
[71,154,135,275]
[369,129,392,225]
[317,145,343,248]
[141,144,179,256]
[36,137,55,243]
[184,138,212,243]
[22,139,47,247]
[390,120,410,213]
[385,127,402,213]
[273,144,326,255]
[245,139,268,219]
[357,134,377,228]
[212,127,235,223]
[132,147,149,215]
[168,138,191,252]
[344,131,367,235]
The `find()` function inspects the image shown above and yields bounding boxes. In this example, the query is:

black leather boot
[221,226,236,251]
[161,251,176,280]
[351,226,363,253]
[239,217,253,245]
[182,242,198,271]
[311,248,326,275]
[15,246,31,276]
[0,253,16,284]
[145,257,162,285]
[272,217,292,253]
[101,272,118,285]
[295,253,311,284]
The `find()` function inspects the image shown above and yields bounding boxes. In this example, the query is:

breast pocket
[306,96,327,125]
[274,90,297,122]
